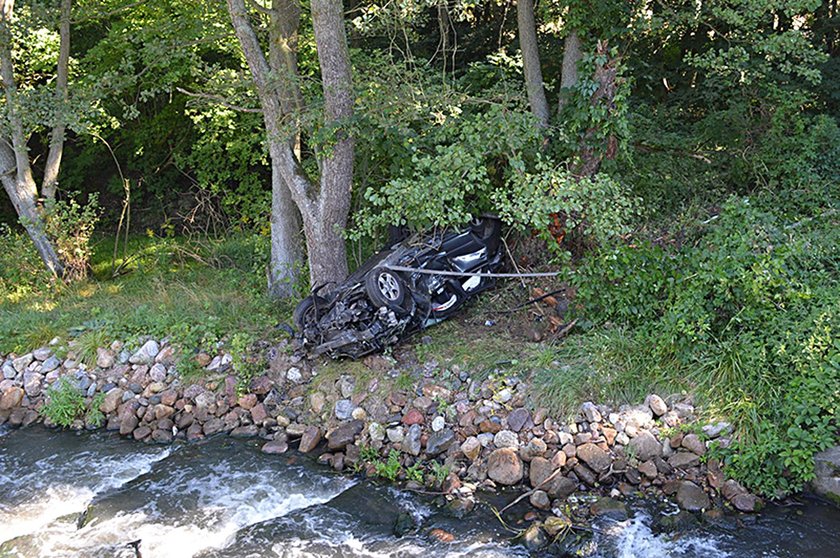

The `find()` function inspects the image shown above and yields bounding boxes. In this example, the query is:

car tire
[365,267,406,310]
[293,295,329,331]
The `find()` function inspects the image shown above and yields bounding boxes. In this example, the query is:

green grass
[0,233,292,355]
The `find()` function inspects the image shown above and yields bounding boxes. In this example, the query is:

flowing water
[1,424,838,557]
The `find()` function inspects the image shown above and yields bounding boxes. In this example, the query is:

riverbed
[1,425,838,557]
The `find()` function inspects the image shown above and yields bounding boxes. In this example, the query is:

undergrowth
[534,184,839,498]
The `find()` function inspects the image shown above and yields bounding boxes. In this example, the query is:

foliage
[541,184,839,497]
[0,224,55,300]
[373,449,403,481]
[41,376,87,428]
[42,193,101,282]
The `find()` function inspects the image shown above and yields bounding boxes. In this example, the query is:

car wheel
[293,295,329,331]
[365,267,406,310]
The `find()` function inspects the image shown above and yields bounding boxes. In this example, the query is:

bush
[43,192,101,282]
[561,187,839,497]
[41,376,87,428]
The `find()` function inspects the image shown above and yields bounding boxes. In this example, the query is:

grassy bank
[0,232,287,355]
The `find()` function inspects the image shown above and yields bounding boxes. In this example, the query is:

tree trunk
[227,0,354,292]
[558,30,582,112]
[0,144,65,278]
[41,0,71,200]
[306,0,353,286]
[516,0,549,128]
[227,0,304,298]
[0,0,65,277]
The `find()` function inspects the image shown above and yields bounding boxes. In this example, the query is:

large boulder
[676,481,710,511]
[813,446,840,506]
[487,447,523,485]
[576,443,611,473]
[627,430,662,462]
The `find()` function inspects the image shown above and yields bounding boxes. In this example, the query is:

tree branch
[42,0,71,200]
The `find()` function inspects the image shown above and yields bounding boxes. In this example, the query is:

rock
[368,422,386,442]
[0,386,24,410]
[522,523,546,551]
[590,497,628,520]
[12,354,33,373]
[238,393,258,410]
[203,418,225,436]
[702,421,732,439]
[813,446,840,505]
[507,408,533,432]
[133,426,152,440]
[230,425,259,438]
[250,403,268,424]
[577,443,611,473]
[351,407,367,421]
[530,490,551,510]
[676,481,710,511]
[153,404,175,421]
[530,456,575,499]
[2,362,16,379]
[647,394,668,417]
[431,415,445,432]
[426,428,455,456]
[309,392,326,414]
[249,375,273,395]
[401,408,424,426]
[627,431,662,462]
[681,433,706,456]
[521,438,547,461]
[148,363,167,383]
[262,440,289,454]
[402,423,421,455]
[129,340,160,365]
[100,388,123,414]
[581,402,602,423]
[669,451,700,469]
[335,399,354,420]
[297,426,321,452]
[23,372,43,397]
[33,347,51,361]
[327,420,363,450]
[732,493,761,512]
[386,426,405,443]
[493,430,519,449]
[487,448,523,485]
[639,460,658,479]
[460,436,481,461]
[152,429,173,443]
[429,528,455,543]
[41,356,61,373]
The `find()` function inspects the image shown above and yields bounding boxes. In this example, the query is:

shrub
[556,186,839,497]
[43,192,101,282]
[42,376,87,428]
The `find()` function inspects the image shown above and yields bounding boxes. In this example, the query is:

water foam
[0,446,171,546]
[597,512,732,558]
[15,456,355,558]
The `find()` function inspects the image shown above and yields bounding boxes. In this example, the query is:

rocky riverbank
[0,336,780,546]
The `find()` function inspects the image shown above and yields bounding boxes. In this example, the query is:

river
[1,425,838,557]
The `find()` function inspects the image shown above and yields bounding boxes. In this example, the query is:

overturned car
[293,216,503,359]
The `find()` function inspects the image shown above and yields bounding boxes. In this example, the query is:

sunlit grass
[0,234,291,355]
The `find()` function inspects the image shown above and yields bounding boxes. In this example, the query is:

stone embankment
[1,337,768,533]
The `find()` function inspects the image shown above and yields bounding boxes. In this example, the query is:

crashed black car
[294,216,503,359]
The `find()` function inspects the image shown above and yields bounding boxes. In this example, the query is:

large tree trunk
[227,0,354,292]
[558,30,582,112]
[41,0,71,200]
[516,0,549,128]
[0,0,65,277]
[307,0,353,285]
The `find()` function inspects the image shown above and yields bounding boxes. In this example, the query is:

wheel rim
[377,272,401,301]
